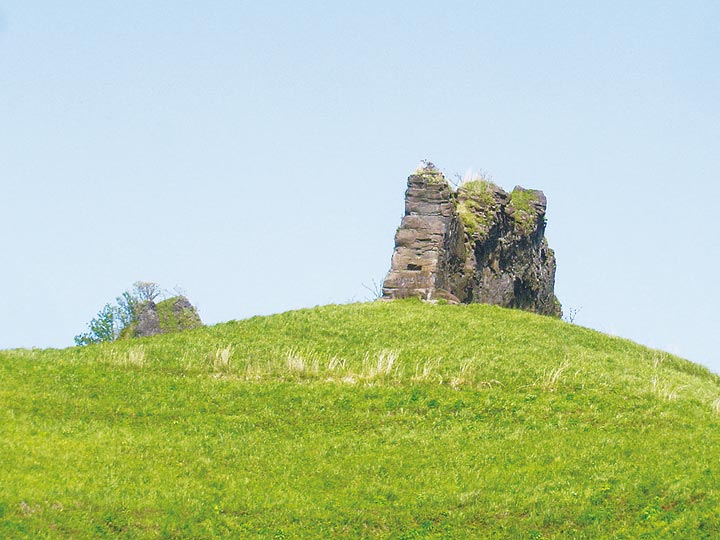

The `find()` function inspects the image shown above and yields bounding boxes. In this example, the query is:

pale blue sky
[1,2,719,370]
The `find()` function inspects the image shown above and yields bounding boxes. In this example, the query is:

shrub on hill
[73,290,139,345]
[74,282,201,345]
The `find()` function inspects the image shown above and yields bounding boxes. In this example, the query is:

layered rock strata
[381,165,465,303]
[382,162,561,317]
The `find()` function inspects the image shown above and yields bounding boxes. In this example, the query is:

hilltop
[2,300,720,538]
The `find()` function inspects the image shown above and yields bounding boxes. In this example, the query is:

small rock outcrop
[382,162,561,317]
[134,296,203,338]
[136,300,162,337]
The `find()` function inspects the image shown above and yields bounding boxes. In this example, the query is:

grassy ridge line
[2,300,720,538]
[15,300,718,388]
[26,300,720,406]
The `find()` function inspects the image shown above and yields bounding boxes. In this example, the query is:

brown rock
[382,163,562,317]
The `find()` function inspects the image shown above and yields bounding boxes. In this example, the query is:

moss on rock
[456,180,498,239]
[156,297,203,334]
[509,187,540,235]
[130,296,203,338]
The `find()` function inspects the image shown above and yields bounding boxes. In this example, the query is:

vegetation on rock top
[456,180,498,239]
[509,187,540,235]
[155,297,203,335]
[413,162,446,184]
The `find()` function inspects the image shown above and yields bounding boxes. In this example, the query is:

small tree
[362,278,383,300]
[74,303,124,346]
[133,281,161,302]
[116,291,140,328]
[74,282,160,346]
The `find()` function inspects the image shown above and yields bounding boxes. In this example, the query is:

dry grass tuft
[713,398,720,415]
[107,346,146,368]
[211,345,233,373]
[540,360,569,391]
[369,350,399,378]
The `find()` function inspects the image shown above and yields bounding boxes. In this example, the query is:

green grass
[2,300,720,538]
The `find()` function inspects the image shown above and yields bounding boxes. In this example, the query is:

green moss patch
[457,180,498,239]
[509,187,539,235]
[156,297,202,334]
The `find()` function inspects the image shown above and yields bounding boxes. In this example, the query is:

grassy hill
[2,300,720,539]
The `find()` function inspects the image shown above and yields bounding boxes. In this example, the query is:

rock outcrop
[382,165,466,303]
[134,296,203,338]
[136,300,162,337]
[382,162,561,317]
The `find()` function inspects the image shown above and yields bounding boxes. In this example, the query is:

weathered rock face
[134,296,203,338]
[381,165,465,303]
[136,300,162,338]
[164,296,203,332]
[382,162,562,317]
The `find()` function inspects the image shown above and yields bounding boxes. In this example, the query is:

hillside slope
[1,300,720,538]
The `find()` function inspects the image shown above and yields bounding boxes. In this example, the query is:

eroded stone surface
[136,300,162,337]
[382,162,561,317]
[382,163,465,303]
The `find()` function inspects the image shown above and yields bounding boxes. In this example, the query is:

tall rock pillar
[382,162,465,302]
